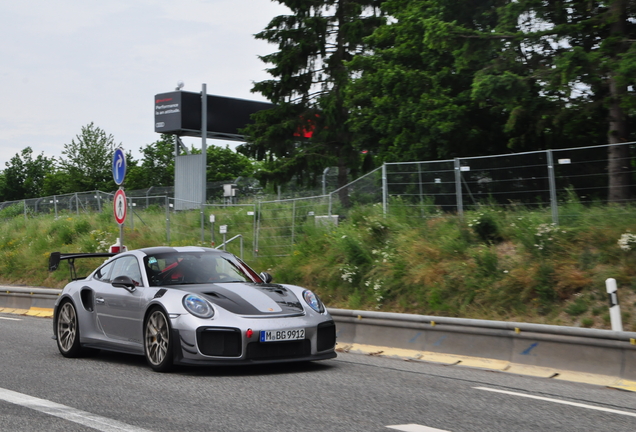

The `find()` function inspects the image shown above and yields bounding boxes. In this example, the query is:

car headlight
[302,290,325,313]
[182,294,214,318]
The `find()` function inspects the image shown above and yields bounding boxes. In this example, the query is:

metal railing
[215,234,244,260]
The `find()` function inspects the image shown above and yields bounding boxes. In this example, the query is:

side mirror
[112,275,136,292]
[260,272,273,284]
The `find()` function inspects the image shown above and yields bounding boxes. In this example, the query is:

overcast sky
[0,0,289,168]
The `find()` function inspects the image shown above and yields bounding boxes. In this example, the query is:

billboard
[154,91,273,141]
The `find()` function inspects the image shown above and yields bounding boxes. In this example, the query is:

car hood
[182,282,305,317]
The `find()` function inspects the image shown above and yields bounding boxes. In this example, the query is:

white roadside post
[605,278,623,332]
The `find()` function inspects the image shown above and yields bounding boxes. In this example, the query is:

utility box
[223,184,238,198]
[315,215,339,227]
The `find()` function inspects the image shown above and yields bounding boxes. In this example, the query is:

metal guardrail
[0,286,61,312]
[329,308,636,343]
[330,308,636,382]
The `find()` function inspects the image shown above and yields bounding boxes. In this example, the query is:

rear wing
[49,252,117,281]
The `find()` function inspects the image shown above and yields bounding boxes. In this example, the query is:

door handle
[95,297,105,304]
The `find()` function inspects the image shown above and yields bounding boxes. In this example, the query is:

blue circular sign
[112,148,126,185]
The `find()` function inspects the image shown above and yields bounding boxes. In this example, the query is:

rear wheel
[56,300,96,357]
[144,308,174,372]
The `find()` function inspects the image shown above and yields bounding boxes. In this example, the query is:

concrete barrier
[329,308,636,387]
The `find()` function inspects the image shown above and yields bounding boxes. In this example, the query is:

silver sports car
[50,246,336,372]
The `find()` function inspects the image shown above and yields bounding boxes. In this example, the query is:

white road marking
[386,425,451,432]
[0,316,21,321]
[475,387,636,418]
[0,387,153,432]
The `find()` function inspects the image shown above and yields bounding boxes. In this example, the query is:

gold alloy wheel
[57,302,77,352]
[145,310,169,365]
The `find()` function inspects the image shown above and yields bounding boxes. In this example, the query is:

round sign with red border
[114,189,127,225]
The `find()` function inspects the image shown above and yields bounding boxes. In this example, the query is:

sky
[0,0,289,168]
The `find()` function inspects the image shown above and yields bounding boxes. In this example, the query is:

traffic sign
[112,148,127,185]
[114,189,127,225]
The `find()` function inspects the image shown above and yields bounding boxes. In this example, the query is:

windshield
[143,251,256,286]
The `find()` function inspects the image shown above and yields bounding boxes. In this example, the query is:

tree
[239,0,385,204]
[347,0,613,165]
[206,145,255,182]
[349,0,636,202]
[0,147,54,200]
[475,0,636,202]
[125,134,177,190]
[58,123,118,192]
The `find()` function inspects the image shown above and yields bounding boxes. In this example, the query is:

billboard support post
[201,84,207,242]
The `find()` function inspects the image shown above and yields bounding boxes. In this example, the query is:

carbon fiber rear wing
[49,252,116,281]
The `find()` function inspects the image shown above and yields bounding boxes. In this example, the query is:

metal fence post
[382,163,388,215]
[165,196,171,245]
[255,200,262,256]
[146,186,153,209]
[129,198,134,230]
[54,195,58,218]
[23,200,27,220]
[96,190,102,213]
[291,200,296,253]
[454,158,464,219]
[546,150,559,225]
[251,203,257,257]
[418,162,424,217]
[200,203,205,243]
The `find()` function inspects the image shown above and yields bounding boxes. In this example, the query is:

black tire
[56,300,96,357]
[144,308,174,372]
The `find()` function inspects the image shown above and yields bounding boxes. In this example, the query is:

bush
[581,317,594,328]
[0,204,24,219]
[565,297,588,316]
[469,211,502,244]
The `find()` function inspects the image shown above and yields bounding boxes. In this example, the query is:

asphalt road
[1,313,635,432]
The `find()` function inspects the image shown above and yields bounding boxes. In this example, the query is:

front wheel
[144,308,174,372]
[56,300,96,357]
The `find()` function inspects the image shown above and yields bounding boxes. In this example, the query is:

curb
[336,342,636,393]
[0,306,54,318]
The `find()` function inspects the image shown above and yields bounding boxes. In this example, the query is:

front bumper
[170,318,337,366]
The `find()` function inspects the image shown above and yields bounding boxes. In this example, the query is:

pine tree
[239,0,384,204]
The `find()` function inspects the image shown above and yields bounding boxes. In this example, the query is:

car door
[94,255,145,344]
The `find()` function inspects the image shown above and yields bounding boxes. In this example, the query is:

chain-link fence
[2,142,635,257]
[255,196,332,257]
[385,143,636,224]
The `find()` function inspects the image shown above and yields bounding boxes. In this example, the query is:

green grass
[1,200,636,330]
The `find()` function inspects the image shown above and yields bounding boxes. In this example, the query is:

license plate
[260,328,305,342]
